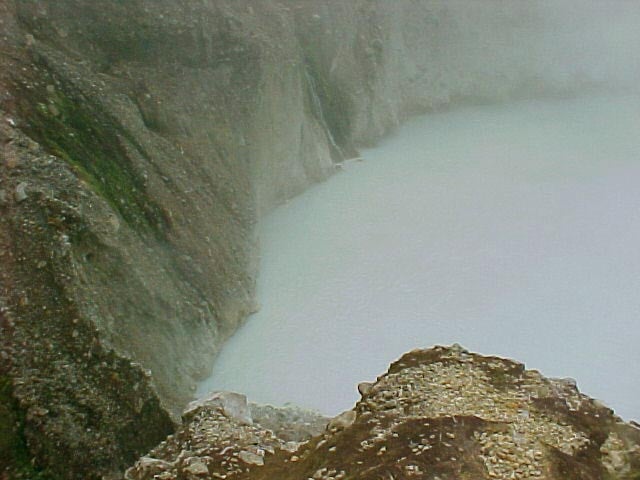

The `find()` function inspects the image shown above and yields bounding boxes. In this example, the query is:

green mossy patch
[15,61,168,238]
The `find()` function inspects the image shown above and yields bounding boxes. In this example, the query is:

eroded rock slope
[128,346,640,480]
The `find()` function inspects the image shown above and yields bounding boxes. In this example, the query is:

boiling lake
[199,94,640,421]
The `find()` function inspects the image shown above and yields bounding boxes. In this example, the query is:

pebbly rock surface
[125,392,328,480]
[129,346,640,480]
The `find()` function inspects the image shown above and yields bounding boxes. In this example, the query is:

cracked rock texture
[0,1,613,478]
[129,346,640,480]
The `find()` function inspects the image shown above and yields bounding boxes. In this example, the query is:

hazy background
[383,0,640,110]
[199,2,640,421]
[200,94,640,421]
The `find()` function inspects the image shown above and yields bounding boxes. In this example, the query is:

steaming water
[199,94,640,421]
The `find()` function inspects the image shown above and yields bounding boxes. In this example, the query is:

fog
[411,1,640,102]
[199,94,640,421]
[534,1,640,90]
[198,3,640,421]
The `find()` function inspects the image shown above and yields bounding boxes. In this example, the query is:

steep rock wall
[0,1,614,478]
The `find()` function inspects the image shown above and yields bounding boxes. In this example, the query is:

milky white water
[199,95,640,421]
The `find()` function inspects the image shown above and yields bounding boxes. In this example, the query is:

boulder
[183,391,253,425]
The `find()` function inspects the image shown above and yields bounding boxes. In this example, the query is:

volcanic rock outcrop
[127,346,640,480]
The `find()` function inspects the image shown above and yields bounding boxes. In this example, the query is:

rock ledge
[127,345,640,480]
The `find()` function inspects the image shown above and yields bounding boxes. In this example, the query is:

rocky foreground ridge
[127,346,640,480]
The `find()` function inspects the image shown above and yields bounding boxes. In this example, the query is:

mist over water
[198,1,640,421]
[199,94,640,421]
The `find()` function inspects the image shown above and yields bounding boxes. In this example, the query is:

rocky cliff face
[0,1,615,478]
[126,346,640,480]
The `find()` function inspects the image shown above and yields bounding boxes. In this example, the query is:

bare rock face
[0,1,326,477]
[128,346,640,480]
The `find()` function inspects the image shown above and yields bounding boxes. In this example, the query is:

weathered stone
[327,410,357,431]
[124,457,173,480]
[238,450,264,466]
[14,182,27,202]
[127,347,638,480]
[282,441,302,453]
[183,391,252,425]
[183,457,210,476]
[357,381,374,396]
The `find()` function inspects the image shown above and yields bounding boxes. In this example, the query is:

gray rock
[183,391,253,425]
[282,441,302,453]
[238,450,264,466]
[559,377,577,389]
[124,457,173,480]
[358,381,374,397]
[15,182,28,202]
[183,457,210,475]
[327,410,356,431]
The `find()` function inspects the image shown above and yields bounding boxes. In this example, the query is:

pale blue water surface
[199,95,640,421]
